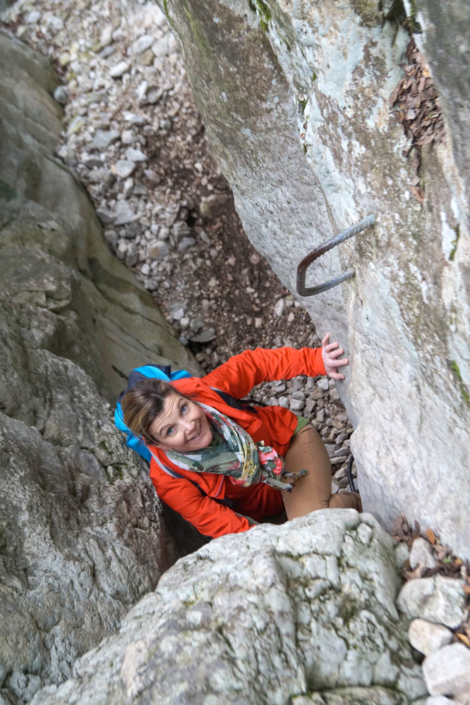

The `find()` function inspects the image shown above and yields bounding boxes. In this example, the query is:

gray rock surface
[162,0,470,558]
[409,538,438,570]
[397,575,467,628]
[423,643,470,697]
[31,511,426,704]
[408,619,453,656]
[0,28,201,705]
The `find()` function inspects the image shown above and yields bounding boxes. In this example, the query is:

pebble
[53,85,69,105]
[423,643,470,697]
[94,129,120,150]
[99,24,113,48]
[274,299,285,317]
[115,160,136,179]
[397,575,467,628]
[289,399,305,412]
[110,61,130,78]
[148,240,169,259]
[178,237,196,252]
[408,619,453,656]
[317,378,329,391]
[26,10,41,23]
[130,35,154,55]
[125,147,147,162]
[409,537,438,570]
[113,201,136,225]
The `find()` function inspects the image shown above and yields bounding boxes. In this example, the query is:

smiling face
[149,393,212,453]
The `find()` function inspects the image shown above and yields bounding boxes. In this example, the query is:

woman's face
[149,393,212,453]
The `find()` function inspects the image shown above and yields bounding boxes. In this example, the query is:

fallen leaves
[389,38,446,203]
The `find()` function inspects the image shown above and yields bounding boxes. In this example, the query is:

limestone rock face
[31,511,426,704]
[0,29,201,704]
[162,0,470,557]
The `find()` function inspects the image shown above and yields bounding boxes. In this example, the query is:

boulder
[0,29,202,704]
[31,512,426,704]
[160,0,470,558]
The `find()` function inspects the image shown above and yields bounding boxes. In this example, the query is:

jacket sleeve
[155,475,254,539]
[203,346,326,399]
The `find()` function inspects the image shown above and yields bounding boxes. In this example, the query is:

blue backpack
[115,364,259,463]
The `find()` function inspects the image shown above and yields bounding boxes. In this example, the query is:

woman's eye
[167,426,175,437]
[181,404,188,414]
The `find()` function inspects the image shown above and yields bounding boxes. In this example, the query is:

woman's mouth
[188,426,202,442]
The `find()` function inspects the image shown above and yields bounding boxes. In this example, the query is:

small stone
[178,237,196,252]
[250,253,261,265]
[158,226,170,241]
[100,46,115,59]
[131,35,155,55]
[104,230,118,248]
[274,299,285,317]
[139,49,155,66]
[100,25,113,48]
[144,169,160,183]
[93,129,120,150]
[423,643,470,697]
[96,208,114,224]
[123,178,134,198]
[254,318,263,328]
[125,148,147,163]
[113,201,136,226]
[317,378,329,391]
[173,222,191,238]
[121,130,135,145]
[316,409,325,423]
[278,396,288,409]
[115,160,136,179]
[287,312,295,323]
[125,245,138,267]
[26,10,41,24]
[292,391,305,401]
[110,61,130,78]
[397,575,467,628]
[426,698,454,705]
[122,111,147,126]
[148,241,169,259]
[144,278,158,291]
[409,538,438,570]
[394,543,410,570]
[145,86,163,105]
[189,328,216,344]
[290,399,305,412]
[53,85,69,106]
[408,619,453,656]
[180,317,190,329]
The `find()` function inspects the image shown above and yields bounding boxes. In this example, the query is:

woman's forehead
[151,393,183,434]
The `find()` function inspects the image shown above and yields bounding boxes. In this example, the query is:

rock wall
[0,29,201,704]
[161,0,470,557]
[31,511,426,705]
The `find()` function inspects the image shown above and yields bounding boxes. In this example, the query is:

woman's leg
[281,424,362,520]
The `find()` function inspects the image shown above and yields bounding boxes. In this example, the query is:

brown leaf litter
[390,38,446,203]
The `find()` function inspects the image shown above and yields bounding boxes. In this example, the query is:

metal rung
[296,214,376,297]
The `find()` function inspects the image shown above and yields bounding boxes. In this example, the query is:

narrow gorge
[0,0,469,703]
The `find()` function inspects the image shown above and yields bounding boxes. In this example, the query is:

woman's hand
[321,333,349,380]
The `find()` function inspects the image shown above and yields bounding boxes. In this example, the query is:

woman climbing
[120,334,362,539]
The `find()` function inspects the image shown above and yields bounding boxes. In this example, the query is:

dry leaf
[426,528,437,545]
[410,186,425,204]
[456,633,470,648]
[404,564,425,580]
[455,558,463,567]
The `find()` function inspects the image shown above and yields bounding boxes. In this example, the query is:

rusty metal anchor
[296,214,376,297]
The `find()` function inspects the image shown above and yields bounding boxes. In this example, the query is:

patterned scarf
[165,403,306,491]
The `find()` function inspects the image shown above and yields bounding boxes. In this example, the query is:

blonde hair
[121,379,183,444]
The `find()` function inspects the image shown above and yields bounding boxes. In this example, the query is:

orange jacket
[148,346,326,539]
